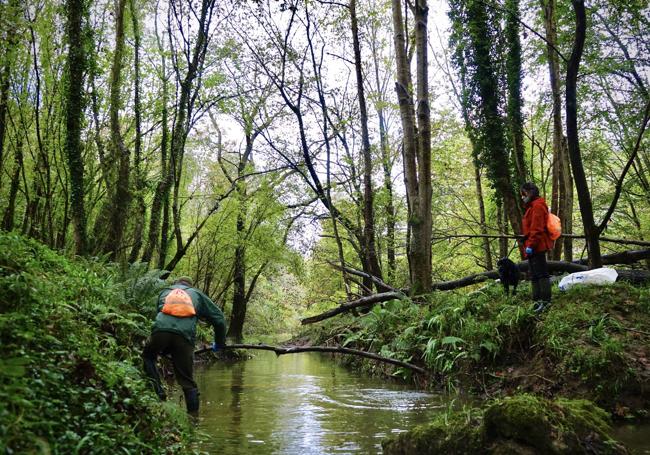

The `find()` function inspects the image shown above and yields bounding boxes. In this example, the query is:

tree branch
[301,291,404,324]
[195,343,426,374]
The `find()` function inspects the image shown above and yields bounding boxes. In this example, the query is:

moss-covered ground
[382,394,628,454]
[0,232,197,453]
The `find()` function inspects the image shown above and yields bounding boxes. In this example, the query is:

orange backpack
[161,288,196,317]
[547,211,562,241]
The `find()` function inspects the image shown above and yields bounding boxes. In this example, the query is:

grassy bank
[304,279,650,416]
[0,232,194,453]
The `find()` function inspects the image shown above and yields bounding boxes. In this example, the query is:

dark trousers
[529,251,549,280]
[529,252,551,302]
[142,331,197,396]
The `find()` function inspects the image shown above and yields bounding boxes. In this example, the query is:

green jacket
[152,284,226,346]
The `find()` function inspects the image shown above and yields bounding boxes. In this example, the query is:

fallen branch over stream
[194,343,427,374]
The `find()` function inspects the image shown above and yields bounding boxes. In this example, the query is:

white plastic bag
[558,267,618,291]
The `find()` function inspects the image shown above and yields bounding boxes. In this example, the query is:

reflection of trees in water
[229,363,246,450]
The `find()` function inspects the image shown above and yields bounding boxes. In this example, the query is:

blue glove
[525,247,533,257]
[211,342,220,353]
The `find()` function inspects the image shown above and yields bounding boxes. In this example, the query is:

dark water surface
[192,350,650,454]
[193,351,451,454]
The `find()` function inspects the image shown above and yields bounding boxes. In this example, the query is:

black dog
[497,257,520,296]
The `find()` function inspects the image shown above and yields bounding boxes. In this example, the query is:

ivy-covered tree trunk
[0,0,22,190]
[566,0,601,268]
[2,138,23,231]
[63,0,88,256]
[504,0,527,188]
[391,0,432,294]
[450,0,523,244]
[106,0,131,261]
[128,0,146,263]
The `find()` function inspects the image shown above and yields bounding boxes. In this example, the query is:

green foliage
[0,232,195,453]
[306,278,650,406]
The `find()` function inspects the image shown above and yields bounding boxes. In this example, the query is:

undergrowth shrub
[0,232,194,453]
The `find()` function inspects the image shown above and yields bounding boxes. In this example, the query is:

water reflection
[195,351,448,454]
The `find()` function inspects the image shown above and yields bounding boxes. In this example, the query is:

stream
[192,351,453,454]
[190,350,650,454]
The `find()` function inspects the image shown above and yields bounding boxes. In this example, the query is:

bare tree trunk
[350,0,383,284]
[474,162,493,269]
[566,0,601,268]
[542,0,573,262]
[368,15,396,282]
[391,0,432,294]
[227,206,247,342]
[142,25,171,265]
[167,0,216,268]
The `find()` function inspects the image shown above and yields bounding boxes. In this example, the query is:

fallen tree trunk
[432,234,650,247]
[195,343,426,374]
[301,252,650,324]
[327,261,399,293]
[301,291,404,324]
[575,249,650,266]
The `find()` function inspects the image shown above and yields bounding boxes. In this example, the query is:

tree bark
[350,0,383,285]
[474,161,493,270]
[565,0,601,268]
[505,0,527,187]
[541,0,573,262]
[2,137,23,231]
[106,0,131,262]
[142,22,171,265]
[128,0,146,263]
[63,0,88,256]
[301,291,404,324]
[391,0,432,294]
[167,0,217,269]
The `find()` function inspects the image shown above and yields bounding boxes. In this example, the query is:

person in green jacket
[142,276,226,414]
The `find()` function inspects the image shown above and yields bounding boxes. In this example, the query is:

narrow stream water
[192,351,453,454]
[191,350,650,454]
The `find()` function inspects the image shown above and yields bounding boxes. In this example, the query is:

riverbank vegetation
[304,281,650,417]
[0,232,196,452]
[1,0,649,451]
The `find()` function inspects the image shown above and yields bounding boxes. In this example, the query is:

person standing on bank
[142,276,226,414]
[520,182,554,312]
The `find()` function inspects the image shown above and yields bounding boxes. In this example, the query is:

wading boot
[531,280,541,301]
[533,277,552,313]
[142,356,166,401]
[184,388,200,415]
